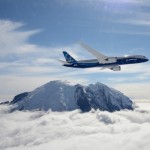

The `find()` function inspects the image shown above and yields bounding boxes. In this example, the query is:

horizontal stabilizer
[58,59,66,64]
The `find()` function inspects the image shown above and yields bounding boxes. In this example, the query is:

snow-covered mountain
[10,80,134,112]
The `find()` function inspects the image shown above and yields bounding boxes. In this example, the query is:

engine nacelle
[111,66,121,71]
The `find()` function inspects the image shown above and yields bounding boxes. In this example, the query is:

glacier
[10,80,134,112]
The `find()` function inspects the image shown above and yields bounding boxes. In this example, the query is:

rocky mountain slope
[10,80,134,112]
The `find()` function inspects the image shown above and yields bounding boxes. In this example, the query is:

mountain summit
[10,80,134,112]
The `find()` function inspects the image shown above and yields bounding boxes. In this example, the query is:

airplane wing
[80,43,108,64]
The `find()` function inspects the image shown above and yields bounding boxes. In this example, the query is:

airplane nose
[146,58,149,62]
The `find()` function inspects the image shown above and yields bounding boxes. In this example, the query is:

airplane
[59,43,149,71]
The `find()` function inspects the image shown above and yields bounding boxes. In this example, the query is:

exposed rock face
[10,92,29,104]
[75,83,133,112]
[0,101,9,105]
[10,80,134,112]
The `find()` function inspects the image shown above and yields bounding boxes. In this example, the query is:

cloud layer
[0,103,150,150]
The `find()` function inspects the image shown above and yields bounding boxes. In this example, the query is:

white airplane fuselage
[60,43,149,71]
[63,55,148,71]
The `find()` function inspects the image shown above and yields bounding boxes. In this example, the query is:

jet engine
[111,66,121,71]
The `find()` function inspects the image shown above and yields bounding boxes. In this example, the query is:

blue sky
[0,0,150,101]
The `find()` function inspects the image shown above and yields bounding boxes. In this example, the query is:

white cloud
[91,0,150,34]
[0,103,150,150]
[0,19,149,102]
[0,20,40,55]
[118,19,150,26]
[58,0,150,36]
[113,83,150,101]
[61,0,149,6]
[0,75,89,102]
[0,20,91,101]
[65,63,150,78]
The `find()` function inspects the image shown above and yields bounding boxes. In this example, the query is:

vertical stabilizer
[63,51,77,64]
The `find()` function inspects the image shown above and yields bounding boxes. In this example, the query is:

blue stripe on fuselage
[63,57,148,68]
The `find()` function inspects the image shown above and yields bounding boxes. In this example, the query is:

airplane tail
[63,51,77,64]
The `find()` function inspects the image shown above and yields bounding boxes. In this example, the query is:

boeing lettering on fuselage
[59,43,149,71]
